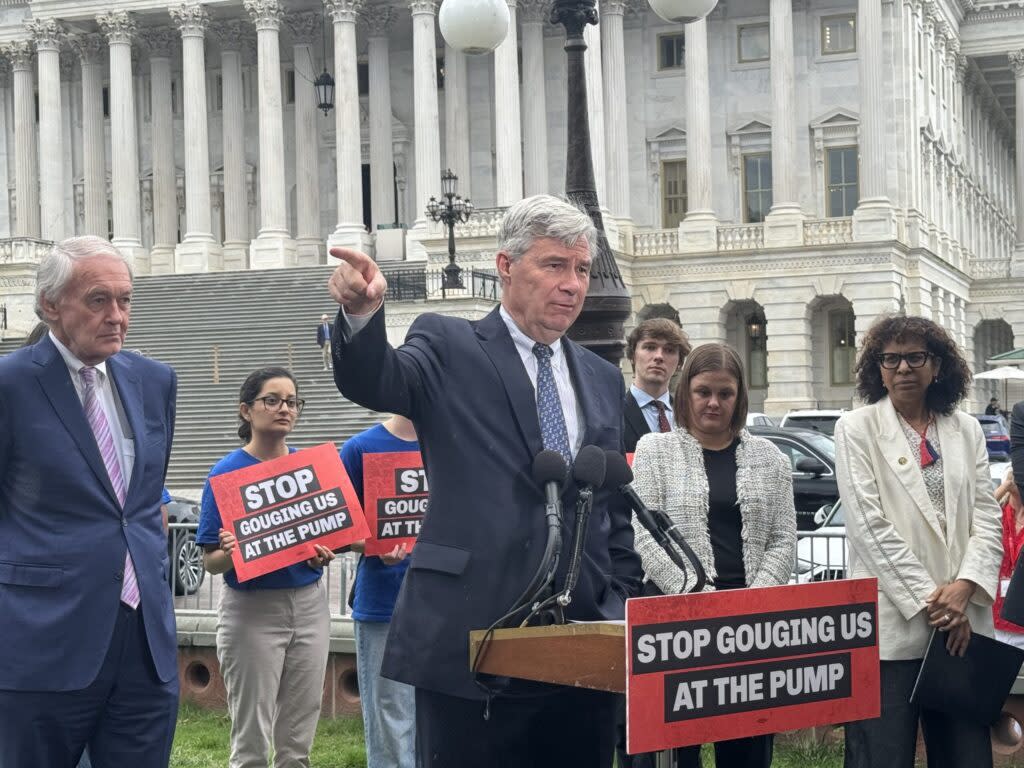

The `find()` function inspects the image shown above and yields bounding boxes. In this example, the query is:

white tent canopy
[974,366,1024,410]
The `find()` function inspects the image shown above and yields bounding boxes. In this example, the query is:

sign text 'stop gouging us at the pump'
[210,442,370,581]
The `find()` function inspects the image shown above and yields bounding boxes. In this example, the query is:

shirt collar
[49,330,109,382]
[630,384,670,410]
[499,305,564,363]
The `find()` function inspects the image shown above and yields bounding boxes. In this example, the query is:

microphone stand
[652,509,707,593]
[556,487,594,608]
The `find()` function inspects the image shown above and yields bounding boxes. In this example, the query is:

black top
[704,438,745,590]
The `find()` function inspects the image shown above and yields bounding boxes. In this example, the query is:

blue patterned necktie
[532,343,572,463]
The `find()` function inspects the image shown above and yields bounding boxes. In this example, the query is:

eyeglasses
[877,351,933,370]
[251,395,305,412]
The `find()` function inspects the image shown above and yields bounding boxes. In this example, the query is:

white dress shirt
[630,384,672,434]
[49,331,135,487]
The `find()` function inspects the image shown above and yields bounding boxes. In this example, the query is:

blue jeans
[355,620,416,768]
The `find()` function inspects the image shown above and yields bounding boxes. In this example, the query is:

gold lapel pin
[898,457,908,465]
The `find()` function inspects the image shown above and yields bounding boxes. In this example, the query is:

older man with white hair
[0,236,179,767]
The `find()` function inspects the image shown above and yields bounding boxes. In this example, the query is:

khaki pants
[217,580,330,768]
[320,343,332,369]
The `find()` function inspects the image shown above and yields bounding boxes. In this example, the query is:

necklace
[898,412,939,468]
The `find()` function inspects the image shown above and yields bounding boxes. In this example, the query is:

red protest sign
[210,442,369,582]
[362,451,426,556]
[625,579,879,754]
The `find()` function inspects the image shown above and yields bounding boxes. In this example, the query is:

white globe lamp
[647,0,717,24]
[439,0,510,55]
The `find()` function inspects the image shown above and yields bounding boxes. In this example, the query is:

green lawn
[170,705,1024,768]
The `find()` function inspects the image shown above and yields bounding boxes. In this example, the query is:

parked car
[748,426,839,531]
[746,412,777,428]
[793,499,848,583]
[166,496,205,596]
[779,409,845,436]
[974,414,1012,462]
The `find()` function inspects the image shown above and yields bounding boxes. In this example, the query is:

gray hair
[34,236,133,320]
[497,194,598,263]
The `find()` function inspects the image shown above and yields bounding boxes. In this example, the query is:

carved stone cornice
[1009,50,1024,79]
[170,3,210,37]
[72,33,105,64]
[285,10,322,42]
[97,11,137,46]
[138,27,178,58]
[519,0,551,21]
[3,40,35,71]
[244,0,284,31]
[210,19,251,52]
[25,18,65,52]
[408,0,437,16]
[327,0,365,23]
[361,5,395,36]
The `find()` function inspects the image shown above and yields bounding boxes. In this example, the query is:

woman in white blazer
[835,315,1002,768]
[632,343,797,768]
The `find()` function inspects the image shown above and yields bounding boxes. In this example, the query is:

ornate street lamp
[315,2,335,115]
[426,169,475,291]
[440,0,716,362]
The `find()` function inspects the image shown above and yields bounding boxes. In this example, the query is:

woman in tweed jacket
[631,342,797,768]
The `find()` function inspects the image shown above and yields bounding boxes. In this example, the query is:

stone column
[852,0,897,240]
[584,3,606,204]
[27,19,65,241]
[287,11,325,263]
[444,44,471,199]
[366,6,397,229]
[763,0,803,246]
[171,3,221,272]
[74,35,106,238]
[601,0,629,219]
[139,28,178,273]
[762,289,817,414]
[6,42,38,238]
[494,0,523,206]
[0,61,11,237]
[212,21,250,270]
[98,11,146,269]
[324,0,369,252]
[678,17,717,252]
[519,0,548,197]
[1010,50,1024,276]
[245,0,296,268]
[409,0,441,237]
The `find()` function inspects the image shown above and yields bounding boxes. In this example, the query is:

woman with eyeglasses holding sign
[195,366,335,767]
[834,316,1002,768]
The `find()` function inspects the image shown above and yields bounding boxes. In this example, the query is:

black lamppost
[0,303,6,331]
[426,169,474,291]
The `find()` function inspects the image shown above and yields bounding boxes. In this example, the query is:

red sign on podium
[625,579,880,754]
[210,442,369,582]
[362,451,426,556]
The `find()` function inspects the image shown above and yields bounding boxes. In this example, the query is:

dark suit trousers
[0,603,179,768]
[415,686,616,767]
[843,660,991,768]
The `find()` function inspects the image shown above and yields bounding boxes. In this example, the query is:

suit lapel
[624,392,650,443]
[875,398,946,542]
[474,308,544,458]
[563,339,602,448]
[33,338,120,509]
[108,354,143,504]
[936,414,964,545]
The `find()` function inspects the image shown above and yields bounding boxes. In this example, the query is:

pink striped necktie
[80,366,140,609]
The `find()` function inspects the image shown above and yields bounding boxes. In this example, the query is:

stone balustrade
[0,237,53,264]
[633,229,680,257]
[717,224,765,251]
[803,217,854,246]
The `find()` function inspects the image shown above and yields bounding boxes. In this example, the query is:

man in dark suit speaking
[622,318,690,453]
[0,236,178,766]
[328,195,642,766]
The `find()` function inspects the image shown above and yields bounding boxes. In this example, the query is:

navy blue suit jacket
[333,306,643,699]
[0,336,178,691]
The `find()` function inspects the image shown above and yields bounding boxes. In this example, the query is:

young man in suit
[327,194,643,767]
[0,237,179,767]
[623,318,690,453]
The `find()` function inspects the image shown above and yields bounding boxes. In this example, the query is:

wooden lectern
[468,622,627,693]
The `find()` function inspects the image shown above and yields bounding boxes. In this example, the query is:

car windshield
[799,432,836,461]
[825,502,845,526]
[786,416,838,436]
[979,420,1005,436]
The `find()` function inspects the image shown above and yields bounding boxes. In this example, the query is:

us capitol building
[0,0,1020,414]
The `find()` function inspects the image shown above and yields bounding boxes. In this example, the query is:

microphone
[604,450,707,593]
[498,451,568,628]
[558,446,606,607]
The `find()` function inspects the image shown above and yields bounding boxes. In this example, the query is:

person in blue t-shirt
[341,415,418,768]
[196,366,335,767]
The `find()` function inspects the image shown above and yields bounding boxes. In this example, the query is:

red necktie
[652,401,671,433]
